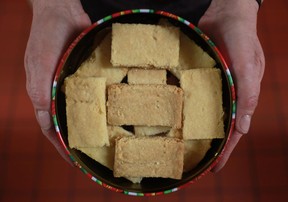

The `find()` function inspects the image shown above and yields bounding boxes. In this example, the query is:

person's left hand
[198,0,265,172]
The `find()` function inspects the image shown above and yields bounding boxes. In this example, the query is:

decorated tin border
[51,9,236,196]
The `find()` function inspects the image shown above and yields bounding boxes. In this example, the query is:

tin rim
[51,9,236,196]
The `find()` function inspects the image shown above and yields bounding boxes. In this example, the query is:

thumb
[228,35,265,135]
[211,37,265,172]
[211,62,263,172]
[234,64,261,135]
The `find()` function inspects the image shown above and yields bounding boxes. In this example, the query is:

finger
[24,3,91,166]
[211,130,243,172]
[211,62,261,172]
[37,114,74,166]
[230,42,264,132]
[211,39,264,172]
[197,0,265,173]
[235,76,260,134]
[24,25,71,165]
[28,68,73,165]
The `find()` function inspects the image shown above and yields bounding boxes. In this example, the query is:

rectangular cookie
[159,18,215,79]
[127,68,166,84]
[134,126,170,136]
[114,136,184,179]
[169,32,216,79]
[128,68,168,136]
[65,76,109,148]
[180,68,224,139]
[79,146,114,170]
[183,139,212,172]
[78,125,141,183]
[78,126,133,170]
[74,32,128,86]
[107,84,183,128]
[111,23,180,68]
[166,128,182,139]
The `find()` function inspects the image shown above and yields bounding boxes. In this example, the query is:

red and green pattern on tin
[51,8,236,197]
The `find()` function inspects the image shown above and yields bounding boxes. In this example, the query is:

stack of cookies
[63,22,224,183]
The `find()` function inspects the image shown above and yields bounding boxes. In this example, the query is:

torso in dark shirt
[80,0,211,25]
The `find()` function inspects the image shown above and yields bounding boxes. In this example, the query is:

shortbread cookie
[183,139,212,172]
[111,23,180,68]
[65,76,109,148]
[128,68,168,136]
[107,125,134,147]
[170,32,216,79]
[180,68,224,139]
[78,126,133,170]
[107,84,183,128]
[78,126,141,183]
[134,126,170,136]
[75,32,128,85]
[114,136,184,179]
[166,128,182,139]
[79,146,142,183]
[79,146,114,170]
[127,68,166,84]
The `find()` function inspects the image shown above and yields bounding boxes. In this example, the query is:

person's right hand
[24,0,91,164]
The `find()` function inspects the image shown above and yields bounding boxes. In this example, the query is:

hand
[198,0,265,172]
[24,0,91,163]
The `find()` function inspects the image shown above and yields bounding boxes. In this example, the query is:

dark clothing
[80,0,211,25]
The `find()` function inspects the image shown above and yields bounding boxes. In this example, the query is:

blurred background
[0,0,287,202]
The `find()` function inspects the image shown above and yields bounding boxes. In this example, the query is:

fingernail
[36,110,52,131]
[239,114,251,134]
